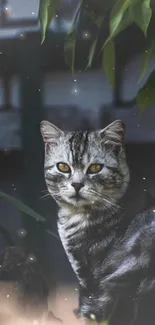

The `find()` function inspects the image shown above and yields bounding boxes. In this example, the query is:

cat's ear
[40,120,63,144]
[99,120,125,144]
[99,120,125,155]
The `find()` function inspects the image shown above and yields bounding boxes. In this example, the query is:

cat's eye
[87,164,103,174]
[57,162,71,173]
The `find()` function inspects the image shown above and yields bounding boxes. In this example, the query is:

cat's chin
[67,197,87,207]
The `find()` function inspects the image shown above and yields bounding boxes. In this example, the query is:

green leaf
[129,0,152,36]
[87,39,98,68]
[39,0,58,44]
[0,191,45,223]
[136,70,155,111]
[139,40,155,82]
[64,7,81,73]
[102,40,115,88]
[87,16,104,68]
[102,11,132,51]
[109,0,131,38]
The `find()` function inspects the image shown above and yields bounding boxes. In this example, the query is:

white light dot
[72,87,80,95]
[92,201,94,204]
[38,89,41,92]
[6,294,10,298]
[144,189,146,191]
[0,52,2,55]
[143,177,146,180]
[82,31,91,39]
[75,288,78,291]
[17,228,27,238]
[32,12,35,15]
[145,50,148,53]
[74,79,77,82]
[89,295,92,299]
[153,210,155,213]
[137,124,140,127]
[56,14,58,18]
[65,298,67,301]
[5,7,8,11]
[27,254,37,263]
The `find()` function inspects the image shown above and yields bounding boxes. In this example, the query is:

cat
[41,119,155,325]
[0,225,61,323]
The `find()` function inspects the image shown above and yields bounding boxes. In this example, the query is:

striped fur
[41,120,155,324]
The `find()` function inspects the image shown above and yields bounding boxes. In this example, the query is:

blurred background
[0,0,155,307]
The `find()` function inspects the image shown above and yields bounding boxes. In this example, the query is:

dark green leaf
[109,0,131,38]
[136,70,155,110]
[64,7,81,73]
[129,0,152,36]
[102,40,115,88]
[64,28,76,73]
[0,191,45,222]
[39,0,58,44]
[139,40,155,82]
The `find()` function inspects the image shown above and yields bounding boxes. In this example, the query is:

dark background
[0,0,155,306]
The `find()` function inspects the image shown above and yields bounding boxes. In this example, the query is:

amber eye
[57,162,71,173]
[87,163,103,174]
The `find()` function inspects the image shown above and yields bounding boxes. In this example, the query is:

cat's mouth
[70,193,86,201]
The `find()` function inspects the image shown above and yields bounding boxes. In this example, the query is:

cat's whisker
[40,193,51,200]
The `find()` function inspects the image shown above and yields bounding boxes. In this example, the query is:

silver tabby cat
[41,120,155,324]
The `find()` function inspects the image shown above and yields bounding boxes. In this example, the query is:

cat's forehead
[47,130,106,164]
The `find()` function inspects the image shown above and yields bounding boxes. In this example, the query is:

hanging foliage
[38,0,155,110]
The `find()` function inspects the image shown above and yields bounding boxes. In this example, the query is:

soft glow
[17,228,27,238]
[27,254,37,263]
[82,31,91,39]
[72,87,80,95]
[143,177,146,180]
[90,313,96,320]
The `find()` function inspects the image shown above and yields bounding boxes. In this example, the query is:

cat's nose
[71,182,84,192]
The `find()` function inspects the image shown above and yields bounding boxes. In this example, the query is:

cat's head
[40,120,129,211]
